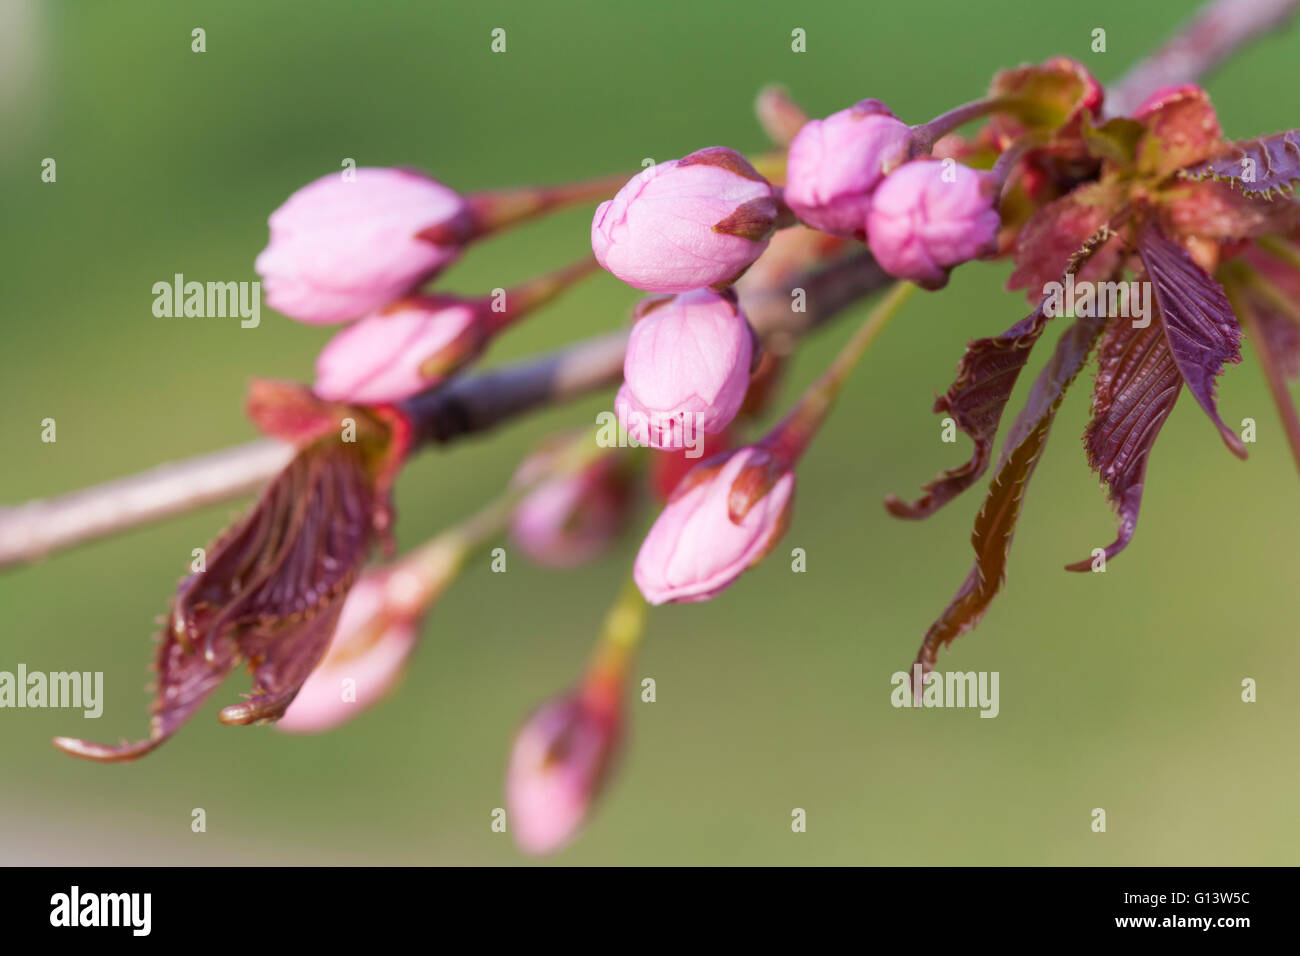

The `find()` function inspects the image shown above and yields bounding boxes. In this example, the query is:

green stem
[766,282,916,465]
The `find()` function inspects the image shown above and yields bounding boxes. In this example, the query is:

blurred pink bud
[615,289,754,451]
[276,571,420,734]
[256,167,471,324]
[634,445,794,604]
[784,100,913,239]
[866,159,1000,289]
[313,296,484,404]
[506,685,621,855]
[510,455,635,568]
[591,147,777,292]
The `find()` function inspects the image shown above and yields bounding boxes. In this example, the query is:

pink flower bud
[313,296,484,404]
[275,571,419,734]
[256,167,471,324]
[634,446,794,604]
[614,289,755,450]
[591,147,777,292]
[866,160,1000,289]
[506,687,620,855]
[784,100,913,239]
[510,455,635,568]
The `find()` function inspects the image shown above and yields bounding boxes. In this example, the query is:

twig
[1106,0,1299,117]
[0,254,886,570]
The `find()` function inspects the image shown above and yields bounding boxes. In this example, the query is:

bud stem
[465,173,635,238]
[487,256,601,334]
[987,135,1041,201]
[911,96,1045,154]
[765,281,916,465]
[583,573,648,714]
[911,97,1003,152]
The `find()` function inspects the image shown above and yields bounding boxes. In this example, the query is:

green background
[1,0,1297,865]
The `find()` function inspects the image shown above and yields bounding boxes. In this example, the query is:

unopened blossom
[313,258,598,404]
[256,167,472,324]
[591,147,778,292]
[634,445,794,604]
[785,99,913,238]
[614,289,755,450]
[276,572,420,734]
[510,454,636,568]
[866,159,1001,288]
[314,296,484,403]
[506,684,621,855]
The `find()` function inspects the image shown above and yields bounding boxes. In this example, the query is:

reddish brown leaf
[54,441,378,761]
[1160,180,1300,240]
[1180,129,1300,198]
[890,227,1119,520]
[914,314,1106,672]
[1007,183,1124,301]
[1226,251,1300,477]
[1137,225,1247,458]
[1065,320,1181,571]
[884,305,1050,519]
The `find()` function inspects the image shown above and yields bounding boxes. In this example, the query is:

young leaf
[890,228,1119,520]
[1065,320,1181,571]
[884,305,1051,519]
[1007,183,1124,302]
[1137,225,1246,458]
[53,442,377,761]
[1180,130,1300,198]
[914,314,1105,672]
[1225,261,1300,478]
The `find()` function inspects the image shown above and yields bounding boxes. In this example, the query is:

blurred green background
[2,0,1298,865]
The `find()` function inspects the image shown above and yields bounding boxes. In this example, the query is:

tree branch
[0,254,887,570]
[1106,0,1299,117]
[2,0,1291,572]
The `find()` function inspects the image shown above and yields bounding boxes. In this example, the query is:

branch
[0,254,887,570]
[2,0,1289,571]
[1106,0,1299,117]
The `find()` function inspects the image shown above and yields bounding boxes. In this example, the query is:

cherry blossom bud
[615,289,755,450]
[634,446,794,604]
[866,160,1001,289]
[313,296,484,404]
[276,572,419,734]
[784,100,913,239]
[591,147,778,292]
[256,167,471,324]
[510,454,636,568]
[506,685,621,855]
